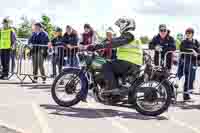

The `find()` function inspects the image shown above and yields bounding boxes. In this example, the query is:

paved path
[0,75,200,133]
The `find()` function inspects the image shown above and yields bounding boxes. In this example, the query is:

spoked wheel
[51,68,88,107]
[131,78,172,116]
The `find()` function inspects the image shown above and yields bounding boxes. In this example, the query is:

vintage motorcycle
[51,48,172,116]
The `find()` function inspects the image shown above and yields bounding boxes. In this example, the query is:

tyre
[131,77,172,116]
[51,68,88,107]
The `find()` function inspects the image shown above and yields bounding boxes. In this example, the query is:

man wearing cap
[0,17,16,80]
[149,24,176,70]
[28,23,49,83]
[177,28,200,101]
[48,27,64,77]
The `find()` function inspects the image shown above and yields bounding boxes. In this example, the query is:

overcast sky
[1,0,200,38]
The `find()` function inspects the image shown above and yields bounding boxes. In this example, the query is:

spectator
[101,29,116,59]
[62,25,79,67]
[176,33,184,50]
[48,27,64,78]
[28,22,49,83]
[0,17,16,80]
[177,28,200,101]
[80,24,96,47]
[149,24,176,70]
[167,29,170,36]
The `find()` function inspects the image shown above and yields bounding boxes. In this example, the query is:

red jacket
[99,39,112,59]
[81,31,93,45]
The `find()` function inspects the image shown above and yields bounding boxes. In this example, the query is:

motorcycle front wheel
[51,68,88,107]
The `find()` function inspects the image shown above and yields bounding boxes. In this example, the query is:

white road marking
[32,102,52,133]
[0,120,29,133]
[0,103,31,107]
[95,110,133,133]
[169,116,200,133]
[84,98,133,133]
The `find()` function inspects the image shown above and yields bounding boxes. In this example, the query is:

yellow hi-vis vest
[117,40,143,65]
[0,29,13,49]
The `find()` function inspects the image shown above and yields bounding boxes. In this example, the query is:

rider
[88,17,142,94]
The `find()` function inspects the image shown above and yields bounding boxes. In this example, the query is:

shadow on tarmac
[40,104,168,121]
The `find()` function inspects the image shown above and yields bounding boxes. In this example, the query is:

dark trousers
[52,54,64,76]
[102,60,140,89]
[66,48,78,67]
[11,50,16,73]
[111,49,117,60]
[177,59,196,93]
[0,49,11,77]
[32,49,46,80]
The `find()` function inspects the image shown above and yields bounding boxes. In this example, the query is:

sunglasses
[186,32,192,35]
[160,29,167,32]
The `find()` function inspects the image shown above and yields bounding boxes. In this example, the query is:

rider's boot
[103,80,120,95]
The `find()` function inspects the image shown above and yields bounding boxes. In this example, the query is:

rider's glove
[155,45,162,52]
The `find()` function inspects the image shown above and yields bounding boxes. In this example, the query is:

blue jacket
[180,39,200,64]
[149,34,176,69]
[62,32,79,55]
[149,34,176,55]
[28,32,49,56]
[62,32,78,46]
[51,36,65,56]
[28,32,49,46]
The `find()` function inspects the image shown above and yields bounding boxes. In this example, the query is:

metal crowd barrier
[18,44,82,82]
[0,40,24,81]
[163,50,200,101]
[142,49,161,67]
[140,49,200,101]
[3,41,200,97]
[0,42,117,83]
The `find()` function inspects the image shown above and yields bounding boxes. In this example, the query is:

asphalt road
[0,73,200,133]
[0,125,22,133]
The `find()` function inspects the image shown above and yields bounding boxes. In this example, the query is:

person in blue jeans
[62,25,79,67]
[177,28,200,101]
[48,27,64,77]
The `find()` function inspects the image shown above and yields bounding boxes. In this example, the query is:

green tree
[96,30,106,42]
[41,15,55,39]
[140,36,150,44]
[16,16,32,38]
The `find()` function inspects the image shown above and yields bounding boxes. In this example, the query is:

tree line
[16,15,150,44]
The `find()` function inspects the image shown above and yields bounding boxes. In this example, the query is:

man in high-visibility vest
[0,17,16,80]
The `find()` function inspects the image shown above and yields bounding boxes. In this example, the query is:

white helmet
[115,17,136,33]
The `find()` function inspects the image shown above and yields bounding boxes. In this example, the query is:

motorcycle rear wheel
[131,77,172,116]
